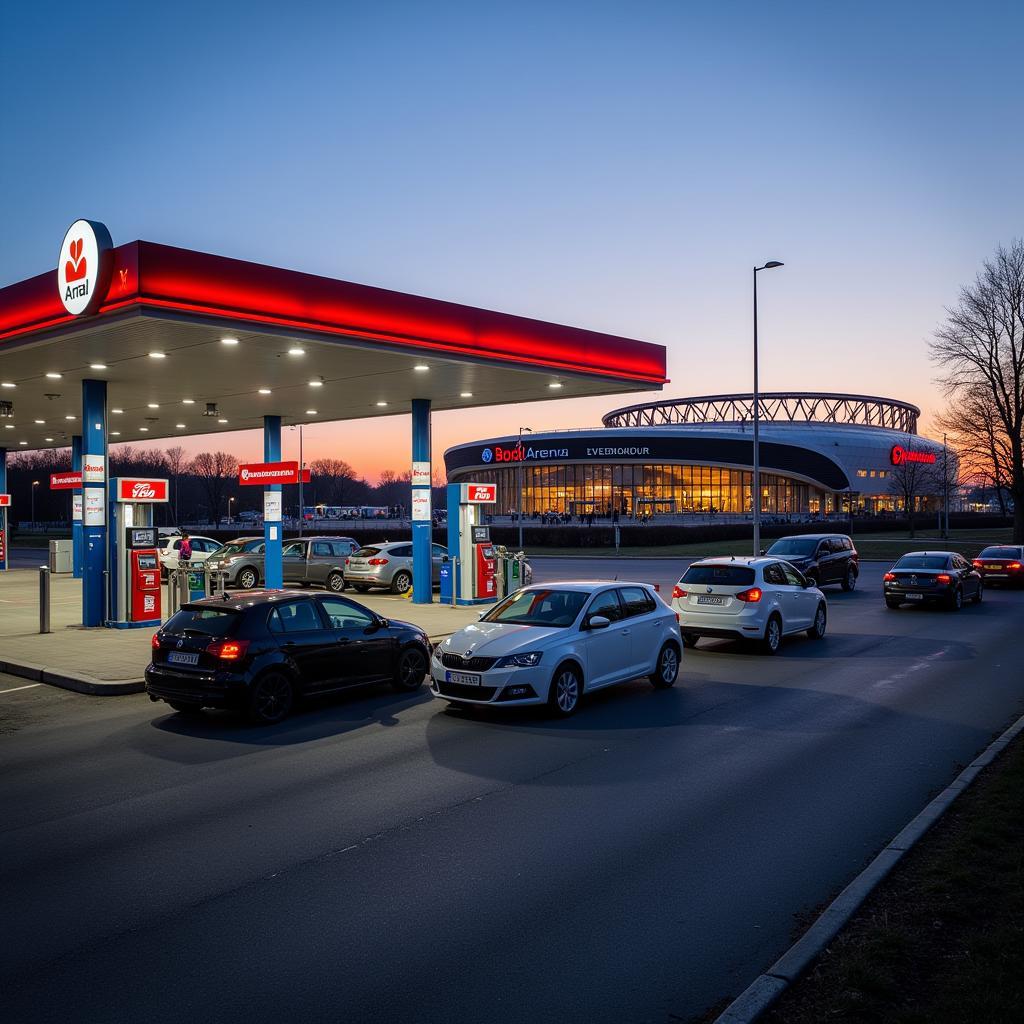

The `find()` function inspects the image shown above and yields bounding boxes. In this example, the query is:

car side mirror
[587,614,611,630]
[371,617,388,631]
[802,577,812,588]
[477,609,487,619]
[759,548,766,556]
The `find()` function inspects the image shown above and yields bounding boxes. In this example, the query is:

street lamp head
[756,261,784,272]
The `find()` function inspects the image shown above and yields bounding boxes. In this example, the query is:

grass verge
[759,726,1024,1024]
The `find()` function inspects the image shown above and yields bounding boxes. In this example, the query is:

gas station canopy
[0,239,667,450]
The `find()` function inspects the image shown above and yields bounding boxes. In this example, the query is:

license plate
[905,593,924,601]
[168,651,200,666]
[696,595,724,606]
[986,565,1002,570]
[445,671,482,685]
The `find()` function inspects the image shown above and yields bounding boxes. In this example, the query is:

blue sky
[2,1,1021,474]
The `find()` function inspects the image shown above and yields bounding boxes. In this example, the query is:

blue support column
[0,447,8,572]
[446,483,461,602]
[82,380,107,627]
[71,434,83,579]
[263,415,283,589]
[411,399,432,604]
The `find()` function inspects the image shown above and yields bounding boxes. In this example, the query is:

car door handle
[620,628,631,635]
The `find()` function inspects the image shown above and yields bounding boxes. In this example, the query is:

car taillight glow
[206,639,249,660]
[345,557,350,565]
[672,584,686,599]
[367,558,389,565]
[883,572,895,581]
[936,574,952,584]
[151,633,161,650]
[1010,562,1022,570]
[972,559,983,567]
[736,587,762,603]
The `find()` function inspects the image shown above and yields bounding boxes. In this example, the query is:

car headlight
[494,651,543,668]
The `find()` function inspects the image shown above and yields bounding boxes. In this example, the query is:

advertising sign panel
[82,455,106,484]
[0,494,10,507]
[263,491,283,522]
[83,488,105,526]
[239,461,300,486]
[461,483,497,504]
[114,478,169,502]
[890,445,937,466]
[412,461,431,487]
[57,219,114,317]
[412,491,431,521]
[72,494,83,521]
[51,472,83,490]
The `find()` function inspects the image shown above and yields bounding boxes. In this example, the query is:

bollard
[450,557,459,607]
[178,568,190,609]
[39,565,51,634]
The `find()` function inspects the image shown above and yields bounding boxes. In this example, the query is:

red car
[972,545,1024,588]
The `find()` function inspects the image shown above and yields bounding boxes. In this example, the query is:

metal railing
[163,566,229,619]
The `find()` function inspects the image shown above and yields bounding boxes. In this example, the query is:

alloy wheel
[554,669,579,714]
[251,674,293,724]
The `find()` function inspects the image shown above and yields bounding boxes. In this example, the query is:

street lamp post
[228,496,235,523]
[752,261,784,556]
[31,480,39,530]
[517,426,532,549]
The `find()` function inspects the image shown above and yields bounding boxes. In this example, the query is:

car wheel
[761,614,783,655]
[650,643,680,689]
[353,584,371,593]
[841,566,857,592]
[238,567,259,590]
[806,602,827,639]
[948,586,963,611]
[548,663,582,717]
[248,671,294,724]
[885,597,902,609]
[327,571,346,593]
[682,632,699,649]
[972,580,983,604]
[166,702,204,715]
[393,647,427,692]
[391,570,413,595]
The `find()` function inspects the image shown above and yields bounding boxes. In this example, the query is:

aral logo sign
[890,445,937,466]
[116,478,168,502]
[57,219,114,316]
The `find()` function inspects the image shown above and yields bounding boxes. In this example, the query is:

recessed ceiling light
[147,403,160,409]
[258,388,272,395]
[414,364,429,372]
[45,372,62,379]
[111,408,124,414]
[376,401,388,407]
[149,351,166,359]
[111,431,121,436]
[89,363,107,370]
[460,392,473,398]
[19,440,27,445]
[218,418,228,424]
[175,423,186,428]
[182,398,195,404]
[305,409,318,415]
[309,378,323,387]
[548,381,564,389]
[3,424,13,429]
[1,382,15,388]
[65,415,75,420]
[139,427,149,432]
[45,437,53,442]
[221,336,239,346]
[34,419,45,424]
[288,347,305,356]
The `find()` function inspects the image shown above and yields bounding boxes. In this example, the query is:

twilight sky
[3,1,1022,481]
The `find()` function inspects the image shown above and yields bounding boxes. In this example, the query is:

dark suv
[146,590,431,723]
[764,534,859,590]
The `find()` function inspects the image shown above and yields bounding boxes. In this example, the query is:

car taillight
[367,558,389,566]
[735,587,762,603]
[151,633,161,650]
[345,557,350,565]
[1010,562,1022,570]
[672,584,686,599]
[883,572,895,581]
[936,574,952,584]
[206,639,250,660]
[972,559,983,567]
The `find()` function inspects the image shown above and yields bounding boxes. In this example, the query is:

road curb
[0,658,144,695]
[713,709,1024,1024]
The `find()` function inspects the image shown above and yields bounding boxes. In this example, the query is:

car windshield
[979,546,1022,559]
[164,607,240,637]
[766,538,818,556]
[354,547,381,557]
[894,555,949,570]
[681,564,756,586]
[212,541,254,557]
[482,588,588,627]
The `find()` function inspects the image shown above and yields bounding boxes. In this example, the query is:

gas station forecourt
[0,219,666,627]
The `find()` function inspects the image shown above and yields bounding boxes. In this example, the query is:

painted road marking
[0,683,42,695]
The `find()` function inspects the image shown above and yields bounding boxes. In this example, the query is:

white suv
[430,582,682,716]
[672,557,827,654]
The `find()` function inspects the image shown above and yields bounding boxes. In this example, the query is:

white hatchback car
[672,557,827,654]
[157,535,221,577]
[430,582,682,716]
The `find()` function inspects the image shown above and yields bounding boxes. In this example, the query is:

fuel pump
[108,478,168,625]
[446,481,498,604]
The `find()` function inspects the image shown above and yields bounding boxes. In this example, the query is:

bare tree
[191,451,239,525]
[375,469,412,510]
[932,240,1024,540]
[164,445,190,523]
[309,457,356,506]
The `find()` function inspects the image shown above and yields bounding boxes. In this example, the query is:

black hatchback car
[146,590,431,723]
[883,551,983,610]
[764,534,859,590]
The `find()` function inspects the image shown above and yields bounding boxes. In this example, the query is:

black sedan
[972,545,1024,588]
[883,551,983,610]
[146,590,431,723]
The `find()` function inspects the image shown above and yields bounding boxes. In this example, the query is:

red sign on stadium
[890,445,937,466]
[51,471,83,490]
[239,461,301,486]
[116,478,168,502]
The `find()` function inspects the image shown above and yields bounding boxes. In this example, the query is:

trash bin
[48,539,73,574]
[439,559,452,603]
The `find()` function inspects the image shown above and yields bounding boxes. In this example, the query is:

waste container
[48,539,73,574]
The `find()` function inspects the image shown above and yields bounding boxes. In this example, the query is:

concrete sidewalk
[0,570,481,694]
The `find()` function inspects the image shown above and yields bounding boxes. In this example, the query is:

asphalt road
[2,564,1023,1024]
